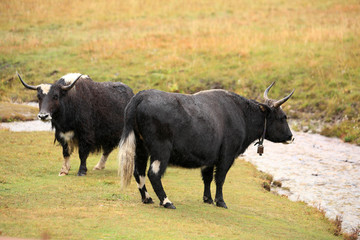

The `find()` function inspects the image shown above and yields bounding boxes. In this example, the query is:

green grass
[0,131,343,239]
[0,0,359,144]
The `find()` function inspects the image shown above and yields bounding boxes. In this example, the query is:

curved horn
[273,89,295,108]
[263,82,275,101]
[17,73,38,90]
[61,74,82,91]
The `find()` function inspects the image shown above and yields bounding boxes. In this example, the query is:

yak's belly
[169,149,215,169]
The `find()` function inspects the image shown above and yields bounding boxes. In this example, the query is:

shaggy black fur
[32,75,133,176]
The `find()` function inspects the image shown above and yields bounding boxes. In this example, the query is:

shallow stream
[244,131,360,234]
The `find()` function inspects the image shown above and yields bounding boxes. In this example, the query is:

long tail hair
[118,98,138,188]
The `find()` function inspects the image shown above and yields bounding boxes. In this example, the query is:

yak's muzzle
[38,112,52,121]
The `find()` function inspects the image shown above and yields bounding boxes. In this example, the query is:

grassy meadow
[0,0,359,239]
[0,131,344,240]
[0,0,359,143]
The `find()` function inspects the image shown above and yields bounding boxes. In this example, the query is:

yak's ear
[259,103,271,116]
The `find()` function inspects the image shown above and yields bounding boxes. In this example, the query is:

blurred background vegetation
[0,0,359,144]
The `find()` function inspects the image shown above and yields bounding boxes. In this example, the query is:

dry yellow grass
[1,0,359,145]
[2,0,359,57]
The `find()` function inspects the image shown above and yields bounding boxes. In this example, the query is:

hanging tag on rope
[256,118,266,156]
[257,145,264,156]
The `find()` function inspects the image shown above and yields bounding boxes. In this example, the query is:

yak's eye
[53,94,59,100]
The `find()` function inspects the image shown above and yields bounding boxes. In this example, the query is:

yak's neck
[242,100,267,150]
[52,98,78,132]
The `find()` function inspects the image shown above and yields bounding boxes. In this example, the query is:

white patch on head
[137,175,146,189]
[39,84,52,94]
[61,73,82,84]
[163,197,172,205]
[151,160,161,175]
[60,131,74,142]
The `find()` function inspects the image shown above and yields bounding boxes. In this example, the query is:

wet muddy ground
[1,120,359,235]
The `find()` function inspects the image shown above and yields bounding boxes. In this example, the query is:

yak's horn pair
[263,82,294,108]
[17,73,82,91]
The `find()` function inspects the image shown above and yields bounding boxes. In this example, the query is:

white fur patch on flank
[138,175,146,189]
[163,197,172,205]
[39,84,52,94]
[151,160,161,175]
[118,131,136,187]
[61,73,82,84]
[60,131,74,142]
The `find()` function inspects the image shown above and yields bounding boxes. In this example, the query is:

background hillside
[0,0,359,144]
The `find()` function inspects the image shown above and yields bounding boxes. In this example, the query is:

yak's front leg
[59,142,73,176]
[214,160,233,209]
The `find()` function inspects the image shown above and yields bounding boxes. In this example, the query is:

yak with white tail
[18,73,133,176]
[119,82,294,209]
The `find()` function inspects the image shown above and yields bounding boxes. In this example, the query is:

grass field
[0,0,359,144]
[0,131,344,240]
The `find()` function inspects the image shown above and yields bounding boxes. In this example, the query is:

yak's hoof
[203,196,214,204]
[77,172,87,176]
[59,172,68,176]
[162,202,176,209]
[143,198,154,204]
[215,201,228,209]
[93,166,105,170]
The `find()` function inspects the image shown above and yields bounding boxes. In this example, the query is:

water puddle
[243,131,360,234]
[0,120,52,132]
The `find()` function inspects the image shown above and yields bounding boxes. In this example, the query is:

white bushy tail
[118,130,136,188]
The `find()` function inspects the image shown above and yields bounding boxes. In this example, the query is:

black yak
[19,73,133,176]
[119,82,294,209]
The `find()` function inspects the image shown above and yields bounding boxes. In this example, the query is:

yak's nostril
[38,113,51,121]
[283,136,294,144]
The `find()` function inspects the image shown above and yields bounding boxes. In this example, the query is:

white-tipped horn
[263,82,275,101]
[17,73,38,90]
[273,89,295,108]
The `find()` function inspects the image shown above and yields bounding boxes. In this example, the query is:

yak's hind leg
[77,142,90,176]
[134,140,153,204]
[147,143,175,209]
[93,149,111,170]
[201,166,214,204]
[59,142,73,176]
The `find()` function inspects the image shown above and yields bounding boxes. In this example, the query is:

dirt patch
[0,102,38,122]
